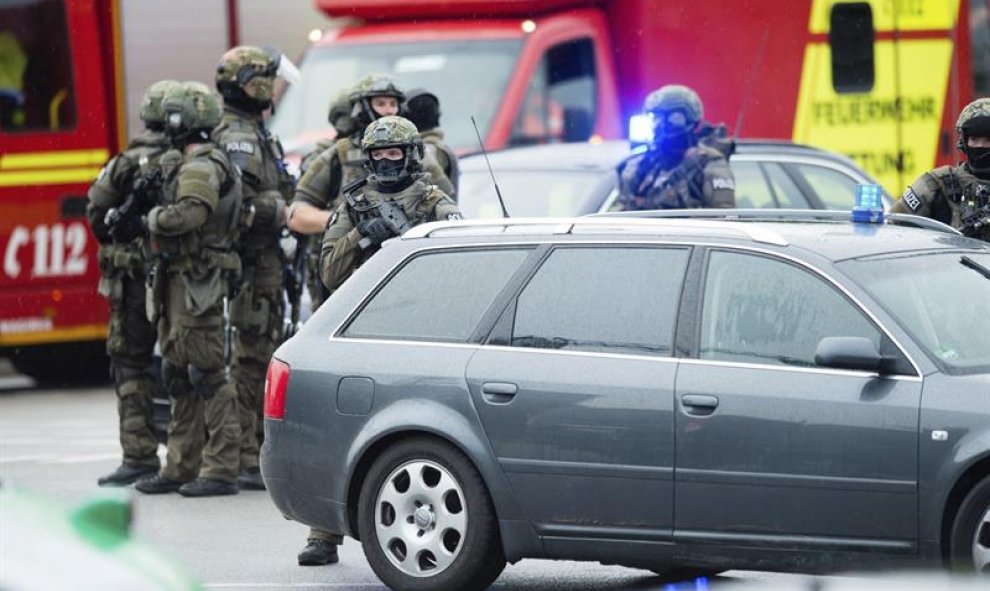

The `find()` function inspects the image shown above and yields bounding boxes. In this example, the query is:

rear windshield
[271,39,522,154]
[838,251,990,374]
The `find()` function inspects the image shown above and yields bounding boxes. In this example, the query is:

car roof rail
[594,209,963,236]
[401,216,789,246]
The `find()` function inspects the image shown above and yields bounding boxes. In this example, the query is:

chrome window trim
[329,239,923,378]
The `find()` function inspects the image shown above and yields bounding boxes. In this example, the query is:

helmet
[360,115,424,186]
[403,88,440,132]
[162,81,223,142]
[643,85,703,138]
[349,73,405,127]
[139,79,180,129]
[327,89,357,137]
[215,45,298,112]
[957,98,990,174]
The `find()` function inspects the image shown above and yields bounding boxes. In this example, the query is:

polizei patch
[902,187,922,211]
[712,178,735,190]
[225,141,255,154]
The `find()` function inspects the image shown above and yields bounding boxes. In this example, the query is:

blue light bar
[852,183,884,224]
[629,114,653,145]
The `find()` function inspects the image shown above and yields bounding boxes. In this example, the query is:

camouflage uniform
[615,85,735,211]
[213,46,294,485]
[86,80,177,485]
[891,98,990,241]
[139,82,243,495]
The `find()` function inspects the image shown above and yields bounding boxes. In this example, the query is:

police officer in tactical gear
[891,98,990,241]
[293,117,462,567]
[403,88,459,199]
[213,45,295,490]
[615,84,735,211]
[134,81,244,497]
[88,79,178,487]
[289,74,453,312]
[321,116,462,293]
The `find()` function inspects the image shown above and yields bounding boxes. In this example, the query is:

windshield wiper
[960,256,990,281]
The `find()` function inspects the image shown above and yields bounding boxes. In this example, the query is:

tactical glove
[356,217,393,249]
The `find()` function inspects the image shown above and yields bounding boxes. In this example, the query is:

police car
[262,198,990,590]
[458,139,891,218]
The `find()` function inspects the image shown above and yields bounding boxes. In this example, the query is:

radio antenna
[471,116,510,218]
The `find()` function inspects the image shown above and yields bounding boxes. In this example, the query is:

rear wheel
[950,475,990,574]
[357,437,505,591]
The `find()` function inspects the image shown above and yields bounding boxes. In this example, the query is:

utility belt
[165,249,242,276]
[98,243,147,275]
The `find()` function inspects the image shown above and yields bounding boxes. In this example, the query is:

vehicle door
[673,248,922,553]
[466,244,690,540]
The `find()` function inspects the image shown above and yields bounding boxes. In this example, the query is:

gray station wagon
[261,211,990,591]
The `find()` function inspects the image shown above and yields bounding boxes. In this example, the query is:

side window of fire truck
[829,2,875,93]
[971,0,990,96]
[510,38,596,146]
[0,0,76,132]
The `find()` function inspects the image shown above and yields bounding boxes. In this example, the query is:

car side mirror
[814,336,886,373]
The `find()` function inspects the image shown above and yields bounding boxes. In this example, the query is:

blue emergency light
[852,183,884,224]
[629,114,653,145]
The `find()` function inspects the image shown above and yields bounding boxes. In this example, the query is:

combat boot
[298,540,339,566]
[178,477,238,497]
[97,463,159,487]
[134,474,185,494]
[237,467,266,490]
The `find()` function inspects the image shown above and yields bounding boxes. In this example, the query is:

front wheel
[950,475,990,574]
[357,437,505,591]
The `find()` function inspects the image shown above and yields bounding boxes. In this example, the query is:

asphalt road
[0,373,919,591]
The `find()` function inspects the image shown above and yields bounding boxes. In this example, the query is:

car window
[510,246,689,355]
[344,249,531,342]
[700,250,880,367]
[792,163,860,209]
[730,161,776,208]
[764,162,811,209]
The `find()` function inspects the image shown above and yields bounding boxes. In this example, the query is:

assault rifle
[960,185,990,239]
[104,169,162,243]
[345,185,413,250]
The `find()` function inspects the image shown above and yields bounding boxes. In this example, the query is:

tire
[950,475,990,574]
[357,437,506,591]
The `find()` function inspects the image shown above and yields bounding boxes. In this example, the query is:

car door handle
[481,382,517,404]
[681,394,719,416]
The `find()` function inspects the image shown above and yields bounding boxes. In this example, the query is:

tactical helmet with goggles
[361,115,424,187]
[956,98,990,175]
[139,79,180,130]
[162,81,223,145]
[215,45,299,113]
[350,73,406,129]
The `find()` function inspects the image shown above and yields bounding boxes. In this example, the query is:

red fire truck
[0,0,124,382]
[273,0,989,196]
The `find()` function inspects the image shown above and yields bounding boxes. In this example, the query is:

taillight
[264,358,291,420]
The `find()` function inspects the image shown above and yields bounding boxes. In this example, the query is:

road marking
[0,454,54,464]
